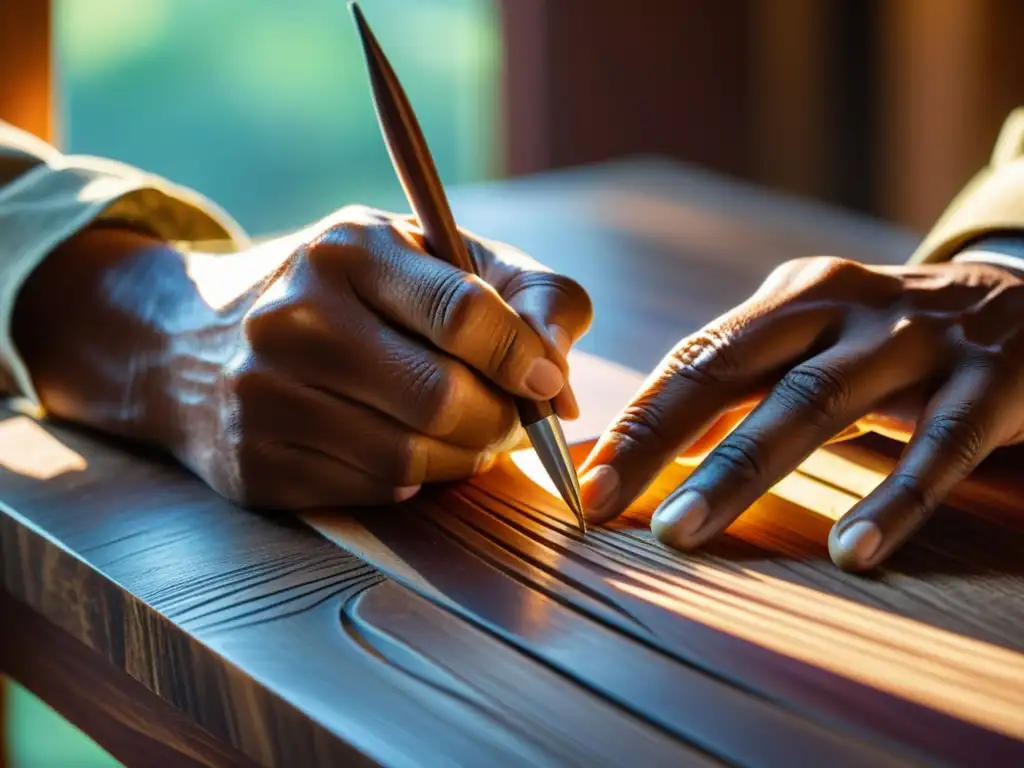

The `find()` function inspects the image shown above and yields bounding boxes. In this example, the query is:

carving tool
[349,2,586,534]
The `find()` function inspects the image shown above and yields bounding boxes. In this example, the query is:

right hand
[577,255,1024,571]
[14,206,592,509]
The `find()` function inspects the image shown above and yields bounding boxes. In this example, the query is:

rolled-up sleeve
[0,120,249,403]
[910,108,1024,266]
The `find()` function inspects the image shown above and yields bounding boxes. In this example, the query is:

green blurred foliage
[56,0,499,235]
[7,680,121,768]
[7,2,496,765]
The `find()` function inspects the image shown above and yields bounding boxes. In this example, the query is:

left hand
[578,256,1024,571]
[13,207,593,509]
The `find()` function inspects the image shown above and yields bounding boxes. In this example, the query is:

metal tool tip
[525,415,587,537]
[569,493,587,536]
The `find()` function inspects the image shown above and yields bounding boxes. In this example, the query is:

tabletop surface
[3,158,1023,768]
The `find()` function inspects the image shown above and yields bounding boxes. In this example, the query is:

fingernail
[548,325,572,357]
[652,489,710,549]
[835,520,882,565]
[395,485,421,502]
[581,465,620,522]
[476,453,498,474]
[524,357,564,399]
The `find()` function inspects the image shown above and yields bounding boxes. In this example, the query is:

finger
[828,362,1016,572]
[679,399,862,462]
[499,267,592,421]
[244,443,420,510]
[325,224,566,402]
[650,327,939,551]
[247,377,500,487]
[552,385,580,421]
[248,309,518,450]
[578,301,835,524]
[679,403,756,461]
[498,265,593,364]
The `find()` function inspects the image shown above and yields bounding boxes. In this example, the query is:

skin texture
[12,206,592,509]
[579,255,1024,572]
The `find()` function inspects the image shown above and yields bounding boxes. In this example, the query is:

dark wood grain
[310,437,1024,767]
[2,160,1019,767]
[0,593,258,768]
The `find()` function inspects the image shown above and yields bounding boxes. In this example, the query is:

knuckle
[304,223,362,269]
[425,271,480,342]
[812,255,866,283]
[776,362,851,422]
[407,358,461,436]
[773,255,826,278]
[224,357,272,403]
[323,204,389,233]
[666,325,741,385]
[241,308,271,351]
[485,323,521,379]
[306,209,398,270]
[777,256,874,298]
[923,411,985,472]
[242,301,315,356]
[768,254,859,282]
[608,399,677,457]
[763,255,816,283]
[708,431,766,483]
[887,472,935,520]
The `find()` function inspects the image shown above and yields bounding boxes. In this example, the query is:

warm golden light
[0,416,87,480]
[796,449,888,499]
[611,565,1024,739]
[768,467,859,522]
[510,448,561,499]
[511,439,885,526]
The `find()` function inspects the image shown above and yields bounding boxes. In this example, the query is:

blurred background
[4,0,1024,764]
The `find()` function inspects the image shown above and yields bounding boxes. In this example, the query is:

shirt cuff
[909,108,1024,265]
[952,250,1024,275]
[0,154,249,405]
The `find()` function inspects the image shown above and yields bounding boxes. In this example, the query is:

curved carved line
[338,584,559,760]
[432,496,652,633]
[188,567,380,634]
[166,557,364,622]
[212,571,387,634]
[174,561,375,625]
[156,551,351,613]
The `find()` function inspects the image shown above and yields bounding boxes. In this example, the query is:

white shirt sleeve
[0,120,250,403]
[951,244,1024,277]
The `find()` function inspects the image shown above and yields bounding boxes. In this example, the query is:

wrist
[12,226,198,450]
[954,235,1024,279]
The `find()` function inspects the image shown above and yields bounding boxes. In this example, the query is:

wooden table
[3,159,1023,767]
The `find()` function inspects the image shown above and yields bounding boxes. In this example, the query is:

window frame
[0,0,54,143]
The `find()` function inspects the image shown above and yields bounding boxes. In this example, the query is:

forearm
[10,224,304,455]
[11,226,210,448]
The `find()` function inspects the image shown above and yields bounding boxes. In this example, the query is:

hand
[578,256,1024,571]
[13,206,592,509]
